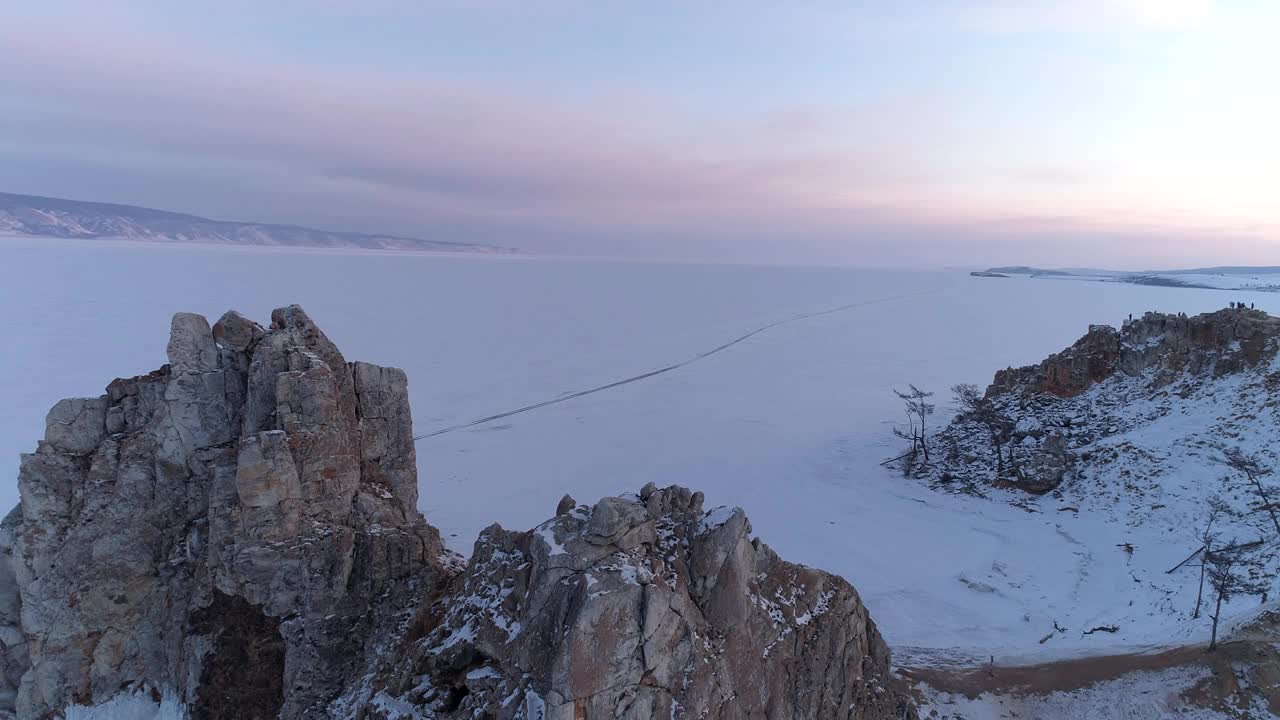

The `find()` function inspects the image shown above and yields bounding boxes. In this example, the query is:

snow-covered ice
[6,237,1280,664]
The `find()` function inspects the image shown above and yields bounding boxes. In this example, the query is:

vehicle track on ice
[414,287,941,441]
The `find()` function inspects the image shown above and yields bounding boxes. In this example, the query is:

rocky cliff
[0,306,913,720]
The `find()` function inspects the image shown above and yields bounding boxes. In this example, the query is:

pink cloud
[1,8,1275,268]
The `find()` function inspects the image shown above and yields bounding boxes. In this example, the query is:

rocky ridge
[930,306,1280,496]
[0,306,914,719]
[990,306,1280,400]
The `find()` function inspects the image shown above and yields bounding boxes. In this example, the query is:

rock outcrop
[932,306,1280,494]
[0,305,449,719]
[0,306,914,720]
[338,484,915,719]
[989,307,1280,399]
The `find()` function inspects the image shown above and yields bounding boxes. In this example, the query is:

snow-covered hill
[898,306,1280,715]
[0,192,516,254]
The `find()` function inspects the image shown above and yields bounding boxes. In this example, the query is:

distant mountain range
[0,192,517,254]
[976,265,1280,292]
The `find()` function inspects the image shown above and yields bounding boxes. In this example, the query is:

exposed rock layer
[0,306,913,720]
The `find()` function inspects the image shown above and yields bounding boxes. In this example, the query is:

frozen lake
[5,237,1279,658]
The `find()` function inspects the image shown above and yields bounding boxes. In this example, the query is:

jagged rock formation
[990,307,1280,400]
[0,305,450,719]
[932,306,1280,494]
[337,483,914,719]
[0,307,914,720]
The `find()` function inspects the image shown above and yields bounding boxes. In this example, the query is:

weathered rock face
[0,305,448,719]
[991,324,1120,398]
[989,307,1280,399]
[0,511,26,714]
[0,306,914,720]
[336,484,916,720]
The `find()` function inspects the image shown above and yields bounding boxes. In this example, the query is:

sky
[1,0,1277,268]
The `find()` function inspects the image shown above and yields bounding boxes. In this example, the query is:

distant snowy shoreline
[0,232,534,260]
[974,265,1280,293]
[0,190,520,255]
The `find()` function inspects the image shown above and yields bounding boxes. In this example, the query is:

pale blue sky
[2,1,1276,266]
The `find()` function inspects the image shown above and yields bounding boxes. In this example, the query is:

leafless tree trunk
[1193,498,1227,620]
[1194,550,1207,620]
[1204,541,1265,651]
[991,430,1004,476]
[1209,589,1223,651]
[892,385,935,474]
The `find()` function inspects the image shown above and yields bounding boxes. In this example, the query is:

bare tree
[892,385,935,474]
[951,383,982,414]
[1214,446,1280,538]
[1204,545,1265,651]
[1193,497,1230,619]
[952,383,1014,476]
